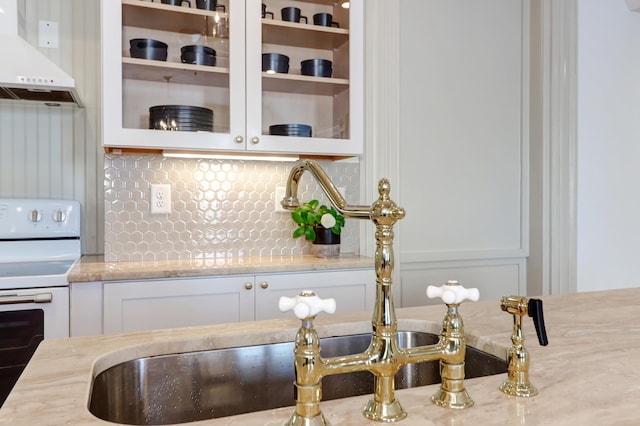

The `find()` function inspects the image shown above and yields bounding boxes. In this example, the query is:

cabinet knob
[244,282,253,290]
[235,135,244,144]
[260,281,269,289]
[250,136,260,144]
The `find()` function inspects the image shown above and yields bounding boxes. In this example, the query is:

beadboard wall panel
[0,0,103,254]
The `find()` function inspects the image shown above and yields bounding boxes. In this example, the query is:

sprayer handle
[528,298,549,346]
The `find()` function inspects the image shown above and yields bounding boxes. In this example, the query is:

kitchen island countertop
[68,254,374,283]
[1,287,640,425]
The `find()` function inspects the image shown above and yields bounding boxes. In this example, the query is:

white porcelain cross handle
[279,290,336,319]
[426,280,480,305]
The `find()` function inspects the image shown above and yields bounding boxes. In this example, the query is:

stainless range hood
[0,0,81,106]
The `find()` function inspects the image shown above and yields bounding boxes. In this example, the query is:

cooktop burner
[0,260,76,278]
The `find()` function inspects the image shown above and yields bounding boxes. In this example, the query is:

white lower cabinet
[103,276,256,334]
[254,270,375,321]
[72,269,375,335]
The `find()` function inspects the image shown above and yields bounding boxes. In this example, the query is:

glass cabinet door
[103,0,246,151]
[245,0,363,156]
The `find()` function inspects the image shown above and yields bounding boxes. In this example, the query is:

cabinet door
[245,0,364,156]
[102,0,246,151]
[103,276,255,333]
[254,269,375,320]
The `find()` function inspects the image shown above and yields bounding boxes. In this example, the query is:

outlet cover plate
[150,184,172,214]
[38,20,59,48]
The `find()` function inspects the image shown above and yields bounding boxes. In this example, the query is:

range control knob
[29,209,42,223]
[53,209,66,223]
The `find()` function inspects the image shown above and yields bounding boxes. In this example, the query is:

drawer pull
[260,281,269,289]
[244,282,253,290]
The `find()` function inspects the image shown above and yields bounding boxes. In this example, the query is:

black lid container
[262,53,290,74]
[129,38,168,61]
[301,59,332,78]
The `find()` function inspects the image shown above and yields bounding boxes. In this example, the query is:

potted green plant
[291,199,345,258]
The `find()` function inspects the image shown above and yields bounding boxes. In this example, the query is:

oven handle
[0,293,53,305]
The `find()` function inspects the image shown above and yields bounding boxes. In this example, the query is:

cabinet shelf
[262,19,349,50]
[122,57,230,87]
[262,72,348,96]
[123,0,222,34]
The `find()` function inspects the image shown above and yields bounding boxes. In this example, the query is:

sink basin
[89,331,507,425]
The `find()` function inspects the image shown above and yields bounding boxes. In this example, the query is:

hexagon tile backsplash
[104,155,361,262]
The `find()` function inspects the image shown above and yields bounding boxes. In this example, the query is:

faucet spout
[281,159,371,219]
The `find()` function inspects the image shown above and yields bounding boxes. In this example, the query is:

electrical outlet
[150,184,172,214]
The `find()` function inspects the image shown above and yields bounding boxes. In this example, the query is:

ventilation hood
[0,0,81,106]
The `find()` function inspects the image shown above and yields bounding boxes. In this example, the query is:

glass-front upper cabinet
[245,0,363,156]
[101,0,362,157]
[102,0,245,151]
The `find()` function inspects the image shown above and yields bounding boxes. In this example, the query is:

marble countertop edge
[68,254,375,283]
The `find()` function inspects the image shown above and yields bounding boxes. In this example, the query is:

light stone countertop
[2,288,640,425]
[68,254,375,283]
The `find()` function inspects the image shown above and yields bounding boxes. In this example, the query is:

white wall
[577,0,640,291]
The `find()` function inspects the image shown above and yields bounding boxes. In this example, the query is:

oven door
[0,287,69,339]
[0,287,68,406]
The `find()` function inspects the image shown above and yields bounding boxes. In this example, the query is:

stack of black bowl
[181,45,216,66]
[149,105,214,132]
[269,124,312,137]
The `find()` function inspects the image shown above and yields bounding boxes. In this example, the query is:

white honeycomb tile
[104,155,361,261]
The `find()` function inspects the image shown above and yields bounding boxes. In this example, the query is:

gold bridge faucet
[279,159,480,424]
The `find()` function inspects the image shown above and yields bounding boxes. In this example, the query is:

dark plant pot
[312,226,340,258]
[313,226,340,244]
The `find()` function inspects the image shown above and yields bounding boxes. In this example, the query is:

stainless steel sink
[89,331,507,425]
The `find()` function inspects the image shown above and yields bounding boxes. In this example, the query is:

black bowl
[269,124,312,137]
[181,45,217,66]
[301,59,332,77]
[129,38,168,61]
[262,53,290,73]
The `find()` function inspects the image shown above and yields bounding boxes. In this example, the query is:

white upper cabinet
[101,0,363,156]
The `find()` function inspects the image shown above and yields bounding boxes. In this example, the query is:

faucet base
[284,412,330,426]
[431,388,474,410]
[363,398,407,423]
[499,380,539,397]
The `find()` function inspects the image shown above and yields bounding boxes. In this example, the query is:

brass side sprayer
[499,296,549,397]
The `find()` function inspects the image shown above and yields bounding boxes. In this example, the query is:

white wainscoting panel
[400,259,525,307]
[398,0,529,263]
